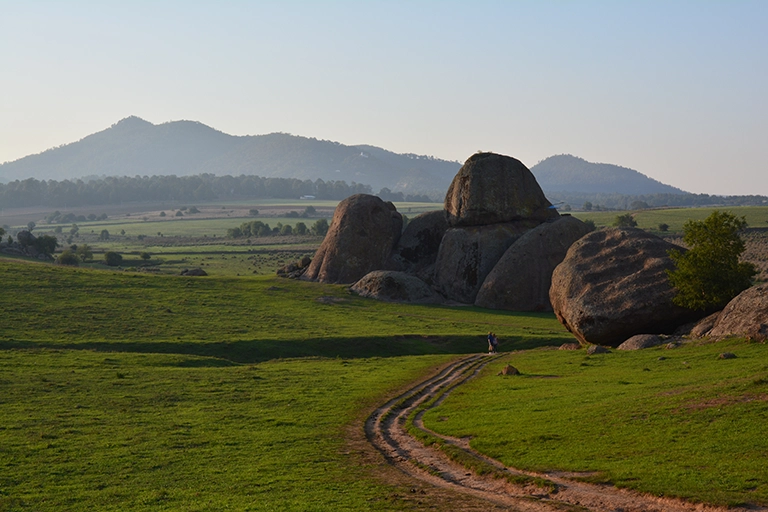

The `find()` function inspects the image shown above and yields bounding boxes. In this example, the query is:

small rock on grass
[498,365,520,376]
[559,343,581,350]
[586,345,610,355]
[718,352,737,360]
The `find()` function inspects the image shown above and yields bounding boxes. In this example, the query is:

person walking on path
[487,332,499,354]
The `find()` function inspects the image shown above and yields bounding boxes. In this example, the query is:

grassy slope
[0,258,569,510]
[423,342,768,507]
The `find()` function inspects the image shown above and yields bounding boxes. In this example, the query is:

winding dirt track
[365,354,766,512]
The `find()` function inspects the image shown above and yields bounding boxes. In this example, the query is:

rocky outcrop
[475,216,591,311]
[444,153,558,227]
[391,210,448,272]
[709,283,768,341]
[351,271,440,303]
[304,194,402,284]
[550,227,700,347]
[433,221,538,303]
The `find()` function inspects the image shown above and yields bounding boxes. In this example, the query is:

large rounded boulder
[434,221,539,303]
[444,152,559,227]
[549,227,700,347]
[391,210,448,272]
[351,271,440,303]
[304,194,402,284]
[709,283,768,341]
[475,216,592,312]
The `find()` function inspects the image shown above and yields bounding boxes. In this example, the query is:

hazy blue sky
[2,1,766,195]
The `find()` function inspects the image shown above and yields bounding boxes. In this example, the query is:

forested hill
[0,117,461,196]
[530,154,687,195]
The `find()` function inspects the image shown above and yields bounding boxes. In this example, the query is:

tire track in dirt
[365,354,766,512]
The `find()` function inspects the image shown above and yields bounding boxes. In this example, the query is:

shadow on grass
[0,334,562,364]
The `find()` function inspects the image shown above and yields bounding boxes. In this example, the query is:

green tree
[658,223,669,232]
[294,222,307,235]
[103,251,123,267]
[0,226,5,239]
[583,201,593,211]
[140,252,151,261]
[666,211,757,311]
[27,221,36,231]
[34,235,58,256]
[56,250,79,266]
[99,229,110,241]
[312,219,329,236]
[614,213,637,228]
[75,244,93,261]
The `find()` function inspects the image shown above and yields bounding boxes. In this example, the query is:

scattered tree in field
[159,211,166,217]
[188,206,200,214]
[280,224,293,235]
[312,218,329,236]
[56,250,79,266]
[54,226,63,234]
[70,224,79,236]
[99,229,110,240]
[583,201,593,211]
[658,223,669,232]
[302,205,316,217]
[120,229,125,235]
[583,219,596,231]
[248,209,259,216]
[27,221,36,231]
[614,214,637,228]
[140,252,151,261]
[104,251,123,267]
[76,244,93,261]
[175,211,184,217]
[294,222,307,235]
[0,226,5,239]
[34,235,58,256]
[666,211,757,311]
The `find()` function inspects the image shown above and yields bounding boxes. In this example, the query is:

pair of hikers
[487,332,499,354]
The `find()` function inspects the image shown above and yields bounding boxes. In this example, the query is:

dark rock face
[350,271,439,303]
[391,210,448,272]
[617,334,664,351]
[444,153,558,227]
[550,228,700,347]
[709,283,768,341]
[434,221,538,303]
[475,216,592,312]
[304,194,402,284]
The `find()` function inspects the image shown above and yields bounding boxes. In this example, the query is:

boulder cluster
[0,230,53,261]
[299,151,766,347]
[304,152,590,311]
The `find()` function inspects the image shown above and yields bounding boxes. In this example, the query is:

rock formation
[433,221,538,304]
[475,216,591,311]
[390,210,448,278]
[303,194,402,284]
[549,227,701,347]
[350,270,440,303]
[709,283,768,341]
[444,152,559,226]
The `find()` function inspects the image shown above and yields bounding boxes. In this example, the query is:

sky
[1,1,766,195]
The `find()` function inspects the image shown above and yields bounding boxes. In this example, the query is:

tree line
[0,174,374,208]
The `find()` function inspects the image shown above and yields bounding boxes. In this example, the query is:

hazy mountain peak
[531,154,687,195]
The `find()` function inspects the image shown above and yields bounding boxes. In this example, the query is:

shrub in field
[667,210,757,310]
[99,229,110,241]
[658,223,669,232]
[614,213,637,228]
[140,252,151,261]
[104,251,123,267]
[34,235,59,256]
[312,218,329,236]
[56,250,79,266]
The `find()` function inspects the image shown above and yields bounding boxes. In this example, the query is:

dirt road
[365,354,765,512]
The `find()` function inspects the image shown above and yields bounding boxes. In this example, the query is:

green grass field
[3,202,768,509]
[573,205,768,233]
[423,341,768,507]
[0,258,570,510]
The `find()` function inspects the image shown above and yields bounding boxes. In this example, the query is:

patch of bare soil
[360,354,767,512]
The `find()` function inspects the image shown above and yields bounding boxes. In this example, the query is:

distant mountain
[0,117,461,196]
[530,154,687,196]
